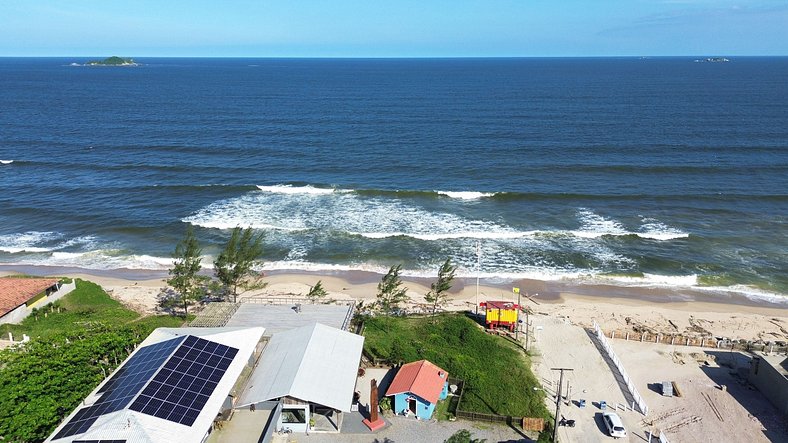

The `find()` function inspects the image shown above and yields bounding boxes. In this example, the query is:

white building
[237,322,364,434]
[46,326,265,443]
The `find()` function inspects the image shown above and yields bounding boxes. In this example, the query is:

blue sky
[1,0,786,56]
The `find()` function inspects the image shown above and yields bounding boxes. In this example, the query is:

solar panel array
[129,335,238,425]
[52,334,239,440]
[53,336,185,439]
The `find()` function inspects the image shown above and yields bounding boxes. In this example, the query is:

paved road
[273,415,534,443]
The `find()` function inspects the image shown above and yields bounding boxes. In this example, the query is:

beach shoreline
[1,263,785,308]
[2,263,786,343]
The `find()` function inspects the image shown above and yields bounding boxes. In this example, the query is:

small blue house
[385,360,449,420]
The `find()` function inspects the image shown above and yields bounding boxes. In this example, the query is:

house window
[282,408,307,424]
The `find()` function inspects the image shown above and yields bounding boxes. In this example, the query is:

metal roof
[224,303,352,335]
[481,300,519,310]
[238,323,364,412]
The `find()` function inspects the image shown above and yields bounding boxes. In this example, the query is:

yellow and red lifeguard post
[479,300,519,331]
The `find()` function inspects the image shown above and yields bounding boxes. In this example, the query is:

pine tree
[214,226,266,303]
[165,227,207,317]
[376,264,409,315]
[306,280,328,302]
[425,258,456,317]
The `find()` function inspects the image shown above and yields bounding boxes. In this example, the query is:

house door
[408,397,417,414]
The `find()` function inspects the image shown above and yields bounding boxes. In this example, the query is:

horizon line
[1,54,786,59]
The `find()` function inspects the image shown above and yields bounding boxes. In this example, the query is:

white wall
[0,281,76,325]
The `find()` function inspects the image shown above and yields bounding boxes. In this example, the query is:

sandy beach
[2,265,786,343]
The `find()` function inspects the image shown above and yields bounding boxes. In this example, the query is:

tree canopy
[213,226,266,303]
[306,280,328,302]
[376,264,409,315]
[164,227,207,316]
[425,258,456,317]
[445,429,487,443]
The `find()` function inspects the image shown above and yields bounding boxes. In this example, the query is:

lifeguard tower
[479,301,519,331]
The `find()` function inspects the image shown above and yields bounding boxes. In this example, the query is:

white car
[602,412,627,438]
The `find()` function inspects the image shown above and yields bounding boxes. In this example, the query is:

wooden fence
[599,329,787,353]
[449,377,544,432]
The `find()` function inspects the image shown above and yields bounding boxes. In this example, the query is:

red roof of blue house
[385,360,448,404]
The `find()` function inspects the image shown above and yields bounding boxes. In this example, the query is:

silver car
[602,411,627,438]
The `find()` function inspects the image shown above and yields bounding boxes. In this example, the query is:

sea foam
[0,231,62,253]
[186,188,513,240]
[436,191,496,200]
[256,184,339,195]
[572,209,688,240]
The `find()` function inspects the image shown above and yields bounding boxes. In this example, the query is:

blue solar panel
[129,335,238,426]
[52,336,185,440]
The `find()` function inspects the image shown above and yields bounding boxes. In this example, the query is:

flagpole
[475,241,481,315]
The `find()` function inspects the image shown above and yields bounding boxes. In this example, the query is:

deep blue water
[1,57,786,300]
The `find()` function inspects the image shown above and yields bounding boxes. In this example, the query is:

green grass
[0,278,187,441]
[433,395,453,421]
[363,314,551,420]
[0,279,185,339]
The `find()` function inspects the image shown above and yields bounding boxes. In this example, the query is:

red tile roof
[385,360,448,404]
[0,278,58,317]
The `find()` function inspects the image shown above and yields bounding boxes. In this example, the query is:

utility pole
[551,367,573,443]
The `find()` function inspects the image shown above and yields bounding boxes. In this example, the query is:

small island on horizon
[86,56,137,66]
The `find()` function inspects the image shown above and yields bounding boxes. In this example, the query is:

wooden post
[626,332,630,341]
[369,379,379,423]
[362,379,386,431]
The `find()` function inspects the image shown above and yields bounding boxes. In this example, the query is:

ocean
[0,57,786,303]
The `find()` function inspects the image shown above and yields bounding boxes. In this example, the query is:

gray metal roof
[238,323,364,412]
[224,303,351,335]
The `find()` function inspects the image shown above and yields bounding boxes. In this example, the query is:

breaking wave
[185,191,688,242]
[0,232,96,254]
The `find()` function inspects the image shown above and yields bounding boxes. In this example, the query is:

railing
[238,296,312,305]
[341,302,356,332]
[593,320,649,415]
[189,302,240,327]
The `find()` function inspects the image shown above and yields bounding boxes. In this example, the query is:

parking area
[530,316,645,442]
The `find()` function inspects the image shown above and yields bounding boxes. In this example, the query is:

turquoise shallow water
[0,58,786,301]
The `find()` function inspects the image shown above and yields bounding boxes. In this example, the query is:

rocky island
[86,56,137,66]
